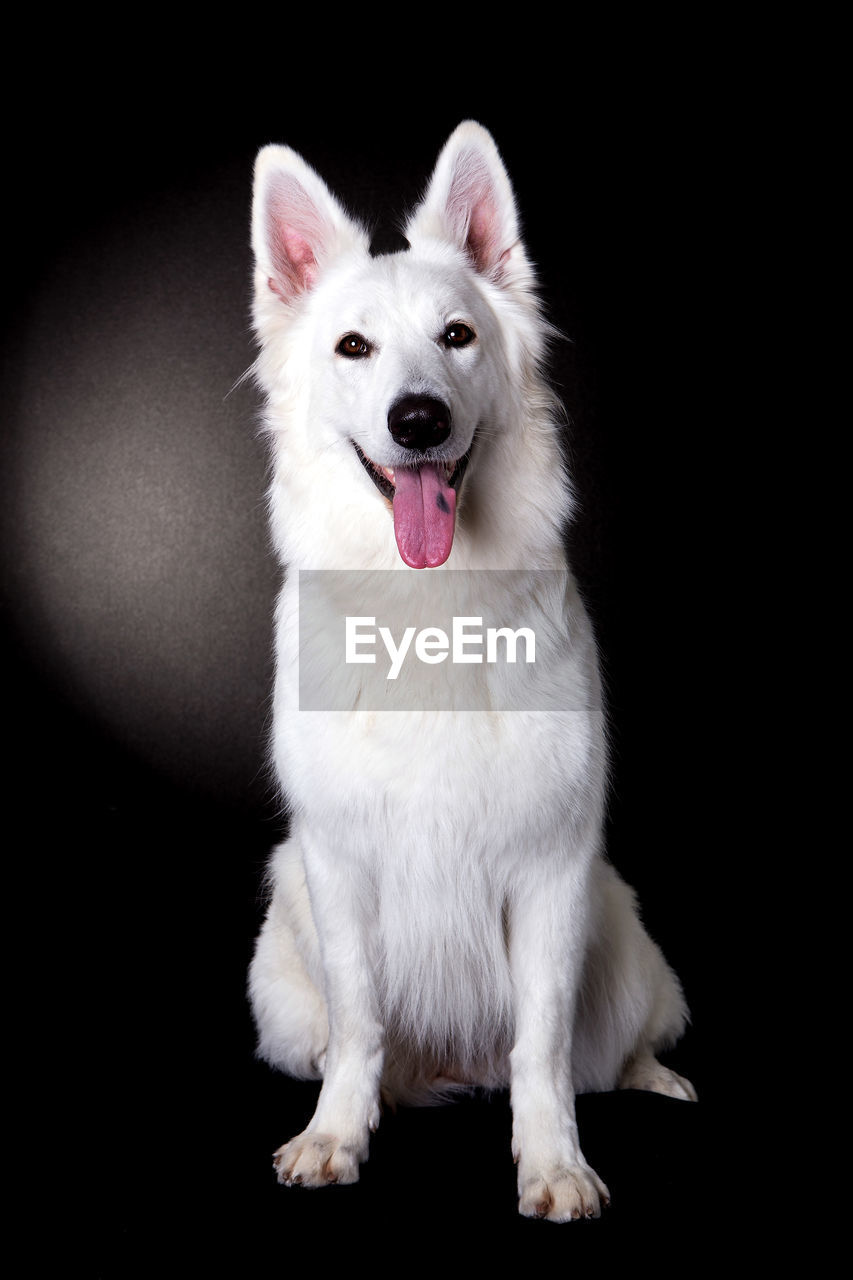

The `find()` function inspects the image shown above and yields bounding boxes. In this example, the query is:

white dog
[248,121,695,1222]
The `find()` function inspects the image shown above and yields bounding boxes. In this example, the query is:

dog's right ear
[252,146,368,305]
[405,121,528,290]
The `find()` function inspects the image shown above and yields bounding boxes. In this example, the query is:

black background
[3,43,749,1272]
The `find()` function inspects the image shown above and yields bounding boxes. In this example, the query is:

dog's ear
[405,122,524,286]
[252,146,368,305]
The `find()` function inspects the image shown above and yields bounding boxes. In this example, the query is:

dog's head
[251,122,555,569]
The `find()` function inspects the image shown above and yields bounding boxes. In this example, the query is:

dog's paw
[272,1132,361,1188]
[647,1065,697,1102]
[619,1054,698,1102]
[518,1164,610,1222]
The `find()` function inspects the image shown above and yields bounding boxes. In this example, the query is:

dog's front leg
[509,857,610,1221]
[273,833,383,1188]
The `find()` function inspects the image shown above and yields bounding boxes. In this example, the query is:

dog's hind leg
[573,861,697,1102]
[618,1048,697,1101]
[249,838,329,1080]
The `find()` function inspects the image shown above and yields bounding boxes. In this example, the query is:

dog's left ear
[252,145,369,307]
[405,121,524,287]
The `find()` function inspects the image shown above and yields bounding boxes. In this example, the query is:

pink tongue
[392,463,457,568]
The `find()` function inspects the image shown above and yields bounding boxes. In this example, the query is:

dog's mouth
[353,439,474,569]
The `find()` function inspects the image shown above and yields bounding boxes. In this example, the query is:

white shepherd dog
[248,121,695,1222]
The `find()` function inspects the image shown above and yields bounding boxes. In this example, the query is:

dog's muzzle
[353,399,475,569]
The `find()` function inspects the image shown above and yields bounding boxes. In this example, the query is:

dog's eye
[442,322,476,349]
[336,333,372,359]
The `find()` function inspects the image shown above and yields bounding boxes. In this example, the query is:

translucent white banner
[297,570,575,711]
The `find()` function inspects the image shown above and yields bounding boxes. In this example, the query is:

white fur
[248,121,695,1221]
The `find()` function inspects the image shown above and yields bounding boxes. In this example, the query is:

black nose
[387,395,451,451]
